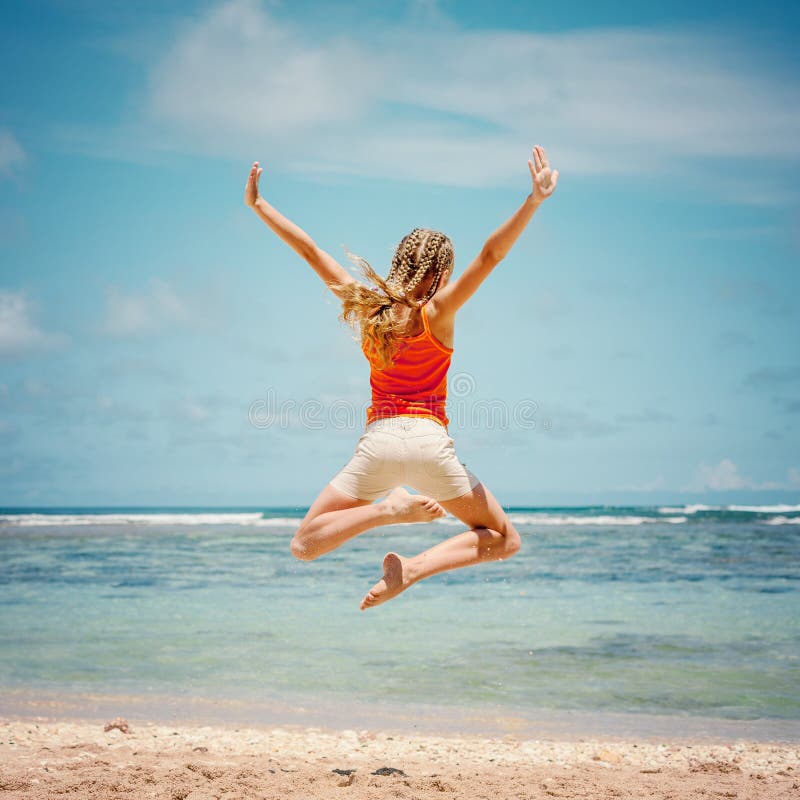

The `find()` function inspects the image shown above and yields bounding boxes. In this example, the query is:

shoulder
[424,297,452,324]
[423,298,455,349]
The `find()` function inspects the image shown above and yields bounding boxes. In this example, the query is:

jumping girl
[244,146,559,610]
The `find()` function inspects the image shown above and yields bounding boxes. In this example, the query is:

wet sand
[1,717,797,799]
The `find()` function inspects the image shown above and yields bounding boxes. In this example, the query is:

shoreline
[2,688,799,744]
[1,715,797,799]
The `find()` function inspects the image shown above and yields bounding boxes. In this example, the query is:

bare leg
[291,485,445,561]
[360,483,521,609]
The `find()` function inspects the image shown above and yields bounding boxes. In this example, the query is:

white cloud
[183,401,211,423]
[58,0,800,191]
[0,290,66,356]
[686,458,792,492]
[148,0,381,141]
[101,278,192,336]
[690,459,748,491]
[0,128,26,176]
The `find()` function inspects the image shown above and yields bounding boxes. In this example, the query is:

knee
[290,532,316,562]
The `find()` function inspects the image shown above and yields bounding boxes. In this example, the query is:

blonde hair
[336,228,454,369]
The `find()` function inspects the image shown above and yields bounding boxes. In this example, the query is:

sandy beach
[1,716,797,799]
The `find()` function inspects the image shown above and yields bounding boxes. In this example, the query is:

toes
[362,588,380,607]
[422,497,441,513]
[362,590,380,609]
[425,500,445,517]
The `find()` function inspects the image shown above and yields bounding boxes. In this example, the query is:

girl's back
[364,302,453,427]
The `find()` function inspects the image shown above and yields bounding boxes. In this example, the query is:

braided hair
[336,228,454,369]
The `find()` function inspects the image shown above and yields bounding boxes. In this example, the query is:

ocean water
[1,505,798,735]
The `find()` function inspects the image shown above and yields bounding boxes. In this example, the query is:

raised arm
[433,146,558,317]
[244,161,355,298]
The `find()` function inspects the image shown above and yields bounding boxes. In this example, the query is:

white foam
[0,513,280,527]
[1,511,688,529]
[503,514,686,526]
[424,513,691,526]
[657,504,717,515]
[765,515,800,525]
[727,504,800,514]
[659,503,800,515]
[252,517,301,527]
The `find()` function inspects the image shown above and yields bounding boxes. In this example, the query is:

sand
[0,717,798,799]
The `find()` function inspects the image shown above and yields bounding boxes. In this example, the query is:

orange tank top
[363,303,452,428]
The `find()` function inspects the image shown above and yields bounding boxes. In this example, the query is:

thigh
[438,482,514,534]
[301,483,372,526]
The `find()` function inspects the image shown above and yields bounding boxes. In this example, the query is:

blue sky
[1,0,799,507]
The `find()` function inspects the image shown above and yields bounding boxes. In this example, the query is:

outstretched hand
[244,161,263,207]
[528,145,559,202]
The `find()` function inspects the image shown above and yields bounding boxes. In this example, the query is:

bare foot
[382,487,446,524]
[360,552,418,610]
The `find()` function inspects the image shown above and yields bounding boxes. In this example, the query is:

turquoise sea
[1,505,798,738]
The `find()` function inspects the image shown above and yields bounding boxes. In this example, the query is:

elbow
[299,242,317,263]
[483,246,503,267]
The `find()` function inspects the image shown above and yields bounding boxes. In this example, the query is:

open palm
[528,145,558,202]
[244,161,263,207]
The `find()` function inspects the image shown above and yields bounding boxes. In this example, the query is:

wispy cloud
[56,0,800,192]
[743,365,800,387]
[780,398,800,414]
[94,394,151,425]
[615,408,674,425]
[544,402,675,439]
[742,366,800,417]
[100,278,193,337]
[686,226,779,240]
[716,279,796,318]
[544,405,621,440]
[685,458,792,491]
[0,290,67,357]
[0,128,26,177]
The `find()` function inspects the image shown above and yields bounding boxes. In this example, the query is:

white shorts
[329,416,482,502]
